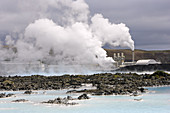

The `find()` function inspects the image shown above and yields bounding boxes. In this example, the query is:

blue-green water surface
[0,87,170,113]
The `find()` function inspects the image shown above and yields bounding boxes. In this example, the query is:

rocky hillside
[105,49,170,64]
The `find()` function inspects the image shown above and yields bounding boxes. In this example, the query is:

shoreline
[0,87,169,113]
[144,84,170,88]
[0,71,170,93]
[0,86,169,107]
[0,85,169,106]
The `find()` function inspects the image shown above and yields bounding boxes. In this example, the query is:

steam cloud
[0,0,134,75]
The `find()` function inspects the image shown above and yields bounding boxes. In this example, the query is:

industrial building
[113,50,161,67]
[113,51,135,68]
[113,53,125,67]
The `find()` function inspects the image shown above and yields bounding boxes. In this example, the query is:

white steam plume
[16,19,114,67]
[0,0,134,75]
[91,14,134,50]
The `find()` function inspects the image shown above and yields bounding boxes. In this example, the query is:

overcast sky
[86,0,170,50]
[0,0,170,50]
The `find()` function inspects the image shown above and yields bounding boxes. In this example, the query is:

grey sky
[0,0,170,50]
[86,0,170,50]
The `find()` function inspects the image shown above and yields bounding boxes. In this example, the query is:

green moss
[3,80,14,85]
[114,75,121,78]
[152,71,169,77]
[155,75,160,79]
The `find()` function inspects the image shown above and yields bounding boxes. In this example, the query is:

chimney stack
[117,53,120,57]
[121,53,124,57]
[113,53,116,58]
[132,50,134,63]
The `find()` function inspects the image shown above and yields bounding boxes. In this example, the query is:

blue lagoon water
[0,87,170,113]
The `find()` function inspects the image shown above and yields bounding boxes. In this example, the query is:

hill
[105,49,170,64]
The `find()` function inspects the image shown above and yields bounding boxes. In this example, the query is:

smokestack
[121,53,124,57]
[132,50,134,63]
[113,53,116,58]
[117,53,120,57]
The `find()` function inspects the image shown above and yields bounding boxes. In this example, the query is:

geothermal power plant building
[113,51,161,67]
[113,51,135,67]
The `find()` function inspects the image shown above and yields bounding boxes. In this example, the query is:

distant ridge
[105,49,170,64]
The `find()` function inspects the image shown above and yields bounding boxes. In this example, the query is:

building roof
[136,59,161,65]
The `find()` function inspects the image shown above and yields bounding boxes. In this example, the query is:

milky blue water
[0,86,170,113]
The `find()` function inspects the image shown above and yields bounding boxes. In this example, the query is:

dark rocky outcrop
[78,94,90,100]
[65,71,170,96]
[134,98,142,101]
[0,93,6,98]
[6,93,15,97]
[66,90,77,93]
[24,90,33,94]
[12,99,28,102]
[42,96,78,105]
[0,71,169,97]
[0,93,14,98]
